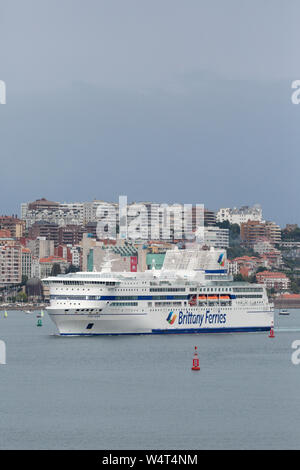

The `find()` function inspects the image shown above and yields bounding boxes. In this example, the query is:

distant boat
[25,310,32,314]
[279,309,290,315]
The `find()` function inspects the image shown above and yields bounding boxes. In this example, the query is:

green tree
[233,273,244,282]
[65,264,80,274]
[51,263,61,276]
[16,292,27,302]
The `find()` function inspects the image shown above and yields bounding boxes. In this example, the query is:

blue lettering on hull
[177,310,227,327]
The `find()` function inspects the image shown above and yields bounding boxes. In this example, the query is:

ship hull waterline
[47,309,273,336]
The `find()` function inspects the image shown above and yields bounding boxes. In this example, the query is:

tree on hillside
[65,264,80,274]
[51,263,61,276]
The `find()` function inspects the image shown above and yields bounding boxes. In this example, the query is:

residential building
[58,225,86,245]
[28,222,60,245]
[227,260,239,276]
[240,220,281,246]
[253,240,275,254]
[21,247,32,279]
[0,241,22,286]
[216,205,263,226]
[256,271,290,291]
[233,256,261,278]
[260,250,282,269]
[70,246,81,268]
[196,226,229,248]
[27,237,55,259]
[21,198,85,228]
[39,256,70,279]
[0,216,25,238]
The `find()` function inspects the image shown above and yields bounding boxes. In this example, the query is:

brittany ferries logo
[218,253,225,267]
[166,311,177,325]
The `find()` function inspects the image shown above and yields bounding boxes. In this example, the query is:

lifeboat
[188,295,197,306]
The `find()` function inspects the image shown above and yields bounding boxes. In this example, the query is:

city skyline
[0,197,294,229]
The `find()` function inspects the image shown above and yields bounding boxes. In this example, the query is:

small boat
[279,309,290,316]
[24,310,32,314]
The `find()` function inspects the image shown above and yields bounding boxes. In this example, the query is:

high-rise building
[0,241,22,286]
[21,247,32,279]
[240,220,281,246]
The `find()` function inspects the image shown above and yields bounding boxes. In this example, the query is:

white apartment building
[216,205,263,226]
[196,226,229,248]
[204,227,229,248]
[70,246,81,268]
[253,240,274,255]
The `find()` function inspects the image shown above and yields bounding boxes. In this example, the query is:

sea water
[0,309,299,449]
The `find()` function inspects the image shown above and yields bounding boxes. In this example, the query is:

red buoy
[268,321,275,338]
[191,346,200,371]
[268,327,275,338]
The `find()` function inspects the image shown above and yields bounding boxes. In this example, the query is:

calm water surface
[0,310,299,449]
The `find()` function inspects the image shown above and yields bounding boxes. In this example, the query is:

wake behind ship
[43,247,273,336]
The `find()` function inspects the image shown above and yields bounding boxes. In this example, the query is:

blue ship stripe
[59,326,270,336]
[204,269,227,274]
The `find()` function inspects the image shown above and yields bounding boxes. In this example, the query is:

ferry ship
[43,247,274,336]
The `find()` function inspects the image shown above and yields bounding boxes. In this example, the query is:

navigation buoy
[37,318,42,327]
[191,346,200,371]
[4,311,7,318]
[269,327,275,338]
[40,310,44,318]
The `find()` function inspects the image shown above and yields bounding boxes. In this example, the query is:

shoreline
[274,303,300,310]
[0,305,47,311]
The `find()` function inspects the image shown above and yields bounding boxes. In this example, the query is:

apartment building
[0,241,22,286]
[0,216,25,238]
[216,205,263,226]
[240,220,281,246]
[21,247,32,279]
[256,271,290,291]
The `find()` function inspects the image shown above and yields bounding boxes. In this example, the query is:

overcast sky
[0,0,299,225]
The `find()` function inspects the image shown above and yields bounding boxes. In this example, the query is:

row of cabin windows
[110,302,138,307]
[150,287,186,292]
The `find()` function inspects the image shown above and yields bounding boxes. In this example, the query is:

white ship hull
[44,247,274,337]
[47,306,273,336]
